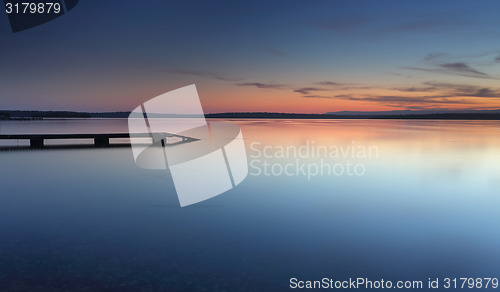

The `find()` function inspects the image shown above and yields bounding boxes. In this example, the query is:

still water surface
[1,119,500,291]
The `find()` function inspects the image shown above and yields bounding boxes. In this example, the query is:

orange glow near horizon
[199,86,500,114]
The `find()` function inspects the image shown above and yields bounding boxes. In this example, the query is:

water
[1,119,500,291]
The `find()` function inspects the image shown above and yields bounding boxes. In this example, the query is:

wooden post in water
[94,137,110,147]
[30,138,44,148]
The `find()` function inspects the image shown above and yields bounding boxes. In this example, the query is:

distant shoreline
[206,112,500,120]
[1,110,500,120]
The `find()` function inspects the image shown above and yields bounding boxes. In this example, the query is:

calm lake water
[1,119,500,291]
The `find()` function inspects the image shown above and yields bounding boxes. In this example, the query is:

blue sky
[2,0,500,113]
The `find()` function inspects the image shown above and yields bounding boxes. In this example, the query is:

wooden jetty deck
[0,133,198,148]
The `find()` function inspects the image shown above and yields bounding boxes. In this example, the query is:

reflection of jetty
[0,133,198,148]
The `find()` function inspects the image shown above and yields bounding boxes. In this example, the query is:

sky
[2,0,500,113]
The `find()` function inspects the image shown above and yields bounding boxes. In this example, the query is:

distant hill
[325,110,415,116]
[207,112,500,120]
[325,109,500,117]
[0,110,90,118]
[90,112,130,118]
[365,113,500,120]
[206,112,332,119]
[1,110,500,120]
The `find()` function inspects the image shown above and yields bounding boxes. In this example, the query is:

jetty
[0,133,198,148]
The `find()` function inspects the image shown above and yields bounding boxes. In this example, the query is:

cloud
[300,80,500,106]
[422,81,476,93]
[297,79,500,108]
[472,88,500,97]
[314,81,346,86]
[165,69,240,81]
[403,105,431,110]
[342,95,472,105]
[423,81,500,98]
[456,88,500,98]
[404,62,497,79]
[495,55,500,63]
[302,95,334,99]
[334,94,354,99]
[326,92,476,106]
[393,86,436,92]
[235,82,285,89]
[439,62,486,75]
[312,81,373,91]
[385,72,414,78]
[424,53,446,61]
[329,83,500,107]
[424,50,500,63]
[293,87,325,94]
[265,49,285,56]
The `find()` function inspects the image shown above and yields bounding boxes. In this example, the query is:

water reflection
[0,119,500,291]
